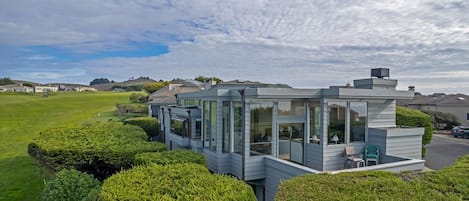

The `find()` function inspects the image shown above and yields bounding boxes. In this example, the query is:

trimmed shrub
[41,169,100,201]
[123,117,158,138]
[422,110,461,129]
[396,106,433,156]
[134,149,206,166]
[115,103,147,115]
[28,123,166,180]
[129,93,148,103]
[100,163,256,201]
[276,154,469,201]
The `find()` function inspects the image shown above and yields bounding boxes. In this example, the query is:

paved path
[424,134,469,170]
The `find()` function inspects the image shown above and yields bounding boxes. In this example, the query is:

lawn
[0,92,131,201]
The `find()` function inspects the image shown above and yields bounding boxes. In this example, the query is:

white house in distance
[34,85,59,93]
[157,68,425,201]
[0,84,33,93]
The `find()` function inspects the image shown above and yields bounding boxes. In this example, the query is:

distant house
[147,79,205,118]
[0,84,33,93]
[158,69,425,201]
[34,85,59,93]
[405,94,469,127]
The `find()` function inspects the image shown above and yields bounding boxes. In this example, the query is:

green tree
[142,81,169,93]
[194,76,223,83]
[0,77,15,85]
[90,78,110,86]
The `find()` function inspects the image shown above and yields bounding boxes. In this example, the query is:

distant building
[147,79,205,118]
[0,84,33,93]
[34,85,59,93]
[404,94,469,127]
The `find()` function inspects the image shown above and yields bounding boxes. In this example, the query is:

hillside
[92,77,157,91]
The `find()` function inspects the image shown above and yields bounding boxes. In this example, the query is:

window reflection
[350,102,367,142]
[250,103,273,156]
[328,102,346,144]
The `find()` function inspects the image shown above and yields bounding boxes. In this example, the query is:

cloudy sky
[1,0,468,94]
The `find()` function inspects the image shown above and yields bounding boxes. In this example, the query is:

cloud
[0,0,468,94]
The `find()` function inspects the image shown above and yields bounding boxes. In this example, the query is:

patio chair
[344,146,364,168]
[364,145,380,166]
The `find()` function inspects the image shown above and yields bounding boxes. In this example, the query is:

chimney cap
[371,68,390,79]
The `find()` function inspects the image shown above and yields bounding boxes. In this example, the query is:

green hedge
[41,169,100,201]
[134,150,206,166]
[115,103,148,115]
[396,106,433,156]
[276,155,469,201]
[100,163,256,201]
[28,123,166,180]
[123,117,158,138]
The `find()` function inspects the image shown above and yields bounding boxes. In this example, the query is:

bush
[129,93,148,103]
[123,117,158,139]
[134,150,206,166]
[115,103,147,115]
[100,163,256,201]
[422,110,461,129]
[396,107,433,156]
[41,169,100,201]
[276,154,469,201]
[28,123,166,180]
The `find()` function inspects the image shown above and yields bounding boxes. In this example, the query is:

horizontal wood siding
[230,153,242,179]
[264,156,320,201]
[323,143,366,171]
[168,133,190,148]
[203,149,218,172]
[244,156,265,181]
[367,100,396,128]
[330,158,425,174]
[370,127,424,160]
[304,144,323,170]
[368,128,388,159]
[218,153,231,173]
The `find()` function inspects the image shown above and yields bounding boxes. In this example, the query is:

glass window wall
[250,103,273,156]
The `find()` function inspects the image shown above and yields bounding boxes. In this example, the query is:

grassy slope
[0,92,130,201]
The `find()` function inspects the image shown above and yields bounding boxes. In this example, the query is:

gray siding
[369,127,424,160]
[230,153,242,178]
[264,156,320,201]
[368,100,396,128]
[304,143,323,170]
[168,133,190,148]
[323,143,366,171]
[203,149,218,172]
[218,153,231,173]
[245,156,265,181]
[330,158,425,174]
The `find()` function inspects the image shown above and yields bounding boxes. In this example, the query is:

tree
[194,76,223,83]
[0,77,15,85]
[90,78,110,86]
[142,81,169,94]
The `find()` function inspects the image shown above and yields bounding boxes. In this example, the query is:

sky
[0,0,468,94]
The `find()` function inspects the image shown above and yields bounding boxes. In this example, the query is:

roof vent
[371,68,390,79]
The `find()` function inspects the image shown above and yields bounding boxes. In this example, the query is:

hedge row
[396,106,433,156]
[123,117,158,139]
[276,155,469,201]
[100,163,256,201]
[115,103,148,115]
[134,149,206,166]
[28,123,166,180]
[41,169,100,201]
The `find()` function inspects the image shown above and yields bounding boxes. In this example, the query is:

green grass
[0,92,131,201]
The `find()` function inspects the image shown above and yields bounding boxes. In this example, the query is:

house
[158,69,425,201]
[147,79,205,118]
[34,85,59,93]
[0,84,33,92]
[405,94,469,127]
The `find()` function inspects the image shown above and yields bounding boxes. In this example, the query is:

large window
[184,99,200,106]
[278,101,305,116]
[170,118,189,137]
[233,102,243,154]
[250,103,273,156]
[203,101,217,151]
[222,101,230,153]
[328,102,346,144]
[309,101,321,144]
[350,102,367,142]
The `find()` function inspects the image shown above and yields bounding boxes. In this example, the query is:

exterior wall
[304,143,323,170]
[203,149,218,172]
[230,153,243,178]
[264,156,320,201]
[34,86,59,93]
[368,100,396,128]
[323,143,366,171]
[245,156,265,181]
[330,158,425,174]
[369,127,424,160]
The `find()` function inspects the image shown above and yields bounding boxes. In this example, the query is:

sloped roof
[148,80,204,104]
[407,94,469,107]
